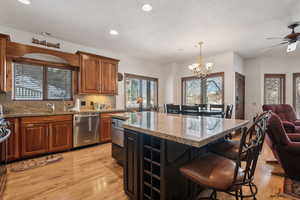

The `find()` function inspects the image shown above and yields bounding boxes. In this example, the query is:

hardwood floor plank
[2,143,288,200]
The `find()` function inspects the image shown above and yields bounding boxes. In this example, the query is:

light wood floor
[2,143,290,200]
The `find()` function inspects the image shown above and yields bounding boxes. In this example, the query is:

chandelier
[188,42,214,79]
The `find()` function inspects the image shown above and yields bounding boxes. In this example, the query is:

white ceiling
[0,0,299,62]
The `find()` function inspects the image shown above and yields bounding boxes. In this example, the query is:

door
[21,123,49,157]
[80,54,100,93]
[6,118,20,161]
[101,60,118,95]
[124,129,139,200]
[100,117,112,142]
[235,72,245,120]
[49,121,72,152]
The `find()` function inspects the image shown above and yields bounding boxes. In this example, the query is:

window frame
[181,72,225,105]
[12,61,73,101]
[264,74,286,104]
[293,73,300,117]
[124,73,159,110]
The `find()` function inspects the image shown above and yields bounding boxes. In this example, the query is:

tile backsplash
[0,92,116,113]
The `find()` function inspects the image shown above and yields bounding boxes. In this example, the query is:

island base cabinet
[49,121,73,153]
[21,123,49,157]
[124,129,203,200]
[124,129,140,200]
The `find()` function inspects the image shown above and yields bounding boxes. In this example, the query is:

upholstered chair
[267,113,300,180]
[262,104,300,133]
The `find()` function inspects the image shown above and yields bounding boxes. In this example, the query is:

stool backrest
[232,112,269,186]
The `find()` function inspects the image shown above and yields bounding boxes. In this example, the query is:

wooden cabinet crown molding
[6,41,80,67]
[76,51,120,63]
[0,33,10,41]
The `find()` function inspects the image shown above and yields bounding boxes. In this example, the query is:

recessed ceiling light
[18,0,31,5]
[109,30,119,35]
[142,4,153,12]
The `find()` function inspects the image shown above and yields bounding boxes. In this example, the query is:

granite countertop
[0,108,126,118]
[110,112,132,120]
[122,112,249,148]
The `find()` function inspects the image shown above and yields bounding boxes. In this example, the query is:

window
[125,73,158,110]
[182,72,224,105]
[264,74,285,104]
[13,62,72,100]
[293,73,300,118]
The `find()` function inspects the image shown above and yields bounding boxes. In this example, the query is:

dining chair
[181,105,200,116]
[180,116,267,200]
[225,104,234,119]
[196,104,208,110]
[210,104,225,111]
[166,104,181,114]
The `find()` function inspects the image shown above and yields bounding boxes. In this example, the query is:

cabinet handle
[27,124,34,127]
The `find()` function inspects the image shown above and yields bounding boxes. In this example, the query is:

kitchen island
[122,112,249,200]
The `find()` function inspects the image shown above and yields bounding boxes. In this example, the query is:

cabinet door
[0,38,7,91]
[21,123,49,157]
[100,117,112,142]
[79,54,100,94]
[124,130,140,200]
[100,60,118,95]
[6,118,20,161]
[49,121,72,152]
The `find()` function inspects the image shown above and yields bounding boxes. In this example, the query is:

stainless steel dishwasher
[73,113,100,148]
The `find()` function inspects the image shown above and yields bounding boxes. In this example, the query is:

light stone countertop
[0,109,126,118]
[122,112,249,148]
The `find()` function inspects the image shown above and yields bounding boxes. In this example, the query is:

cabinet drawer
[21,115,73,124]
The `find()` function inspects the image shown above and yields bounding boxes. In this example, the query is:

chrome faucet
[46,103,55,112]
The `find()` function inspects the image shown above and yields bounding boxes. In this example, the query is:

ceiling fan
[266,22,300,52]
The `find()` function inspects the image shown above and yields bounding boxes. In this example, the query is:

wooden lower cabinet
[20,115,73,158]
[21,123,49,157]
[100,116,112,142]
[49,121,72,152]
[6,118,20,161]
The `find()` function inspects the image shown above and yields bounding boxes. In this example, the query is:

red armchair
[267,113,300,180]
[262,104,300,133]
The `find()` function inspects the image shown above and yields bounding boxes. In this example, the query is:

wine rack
[141,135,162,200]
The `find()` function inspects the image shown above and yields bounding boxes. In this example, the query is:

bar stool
[180,118,266,200]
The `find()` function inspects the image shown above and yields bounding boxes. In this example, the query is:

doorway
[235,72,245,120]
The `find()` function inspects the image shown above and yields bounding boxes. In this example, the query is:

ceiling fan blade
[261,41,289,52]
[265,37,284,40]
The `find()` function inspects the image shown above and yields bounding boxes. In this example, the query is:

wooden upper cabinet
[79,54,101,94]
[100,60,118,95]
[21,123,49,157]
[78,51,119,95]
[0,38,7,92]
[49,121,72,152]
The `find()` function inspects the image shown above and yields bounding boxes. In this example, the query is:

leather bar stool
[211,111,269,160]
[180,119,266,200]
